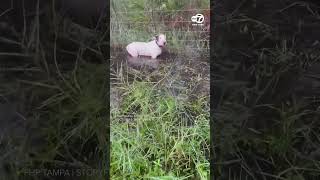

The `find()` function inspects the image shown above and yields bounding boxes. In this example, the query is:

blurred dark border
[212,0,320,179]
[0,0,110,179]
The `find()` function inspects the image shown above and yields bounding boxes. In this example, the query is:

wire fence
[111,9,210,51]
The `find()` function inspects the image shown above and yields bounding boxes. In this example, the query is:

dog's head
[154,34,166,47]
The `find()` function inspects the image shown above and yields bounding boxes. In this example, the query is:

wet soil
[110,46,210,109]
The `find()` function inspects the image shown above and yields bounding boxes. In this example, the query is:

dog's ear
[155,35,159,41]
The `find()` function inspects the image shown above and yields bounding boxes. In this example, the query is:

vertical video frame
[110,0,210,179]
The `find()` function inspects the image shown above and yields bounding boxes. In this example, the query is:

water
[110,46,210,109]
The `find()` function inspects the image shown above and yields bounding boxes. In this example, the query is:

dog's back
[126,34,166,59]
[126,41,158,57]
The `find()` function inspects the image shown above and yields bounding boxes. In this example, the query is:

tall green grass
[111,81,209,179]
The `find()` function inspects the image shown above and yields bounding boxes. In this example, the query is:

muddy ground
[110,47,210,110]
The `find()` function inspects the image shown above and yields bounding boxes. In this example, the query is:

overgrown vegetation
[111,82,209,179]
[110,0,210,178]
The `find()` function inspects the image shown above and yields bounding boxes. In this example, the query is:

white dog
[126,34,166,59]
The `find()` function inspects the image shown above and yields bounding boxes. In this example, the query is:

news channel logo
[191,14,204,26]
